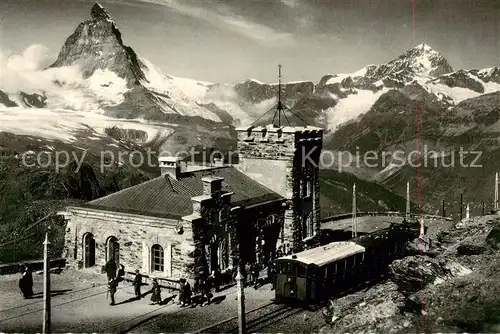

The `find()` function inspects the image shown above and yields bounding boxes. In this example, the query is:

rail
[0,258,66,275]
[321,211,453,223]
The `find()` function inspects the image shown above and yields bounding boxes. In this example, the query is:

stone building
[58,124,323,281]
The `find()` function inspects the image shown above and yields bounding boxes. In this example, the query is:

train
[274,222,417,305]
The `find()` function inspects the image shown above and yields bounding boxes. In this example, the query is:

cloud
[0,44,82,93]
[134,0,294,46]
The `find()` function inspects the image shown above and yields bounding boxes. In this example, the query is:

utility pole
[43,233,51,334]
[495,172,499,213]
[352,183,357,238]
[482,201,485,216]
[406,181,410,220]
[442,200,446,218]
[460,193,463,221]
[235,265,246,334]
[466,203,470,220]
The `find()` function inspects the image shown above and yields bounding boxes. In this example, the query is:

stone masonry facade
[60,208,194,279]
[235,125,323,253]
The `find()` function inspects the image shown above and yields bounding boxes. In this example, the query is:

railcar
[274,241,366,305]
[275,223,417,306]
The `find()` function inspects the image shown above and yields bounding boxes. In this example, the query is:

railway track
[194,302,301,334]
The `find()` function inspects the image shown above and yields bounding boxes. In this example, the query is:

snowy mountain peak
[90,2,113,22]
[414,43,435,53]
[394,43,453,77]
[49,2,147,87]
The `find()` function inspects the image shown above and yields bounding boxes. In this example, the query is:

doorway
[83,233,96,268]
[107,236,120,267]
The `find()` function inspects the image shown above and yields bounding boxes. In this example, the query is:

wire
[0,212,55,248]
[0,282,108,313]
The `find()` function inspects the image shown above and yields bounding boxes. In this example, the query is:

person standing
[192,278,201,306]
[182,282,192,307]
[178,278,186,305]
[267,259,276,290]
[201,277,213,306]
[251,263,260,289]
[150,278,162,305]
[108,278,117,306]
[19,265,34,299]
[105,259,117,282]
[209,270,220,293]
[132,270,142,299]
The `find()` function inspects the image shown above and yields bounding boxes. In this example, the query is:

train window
[286,263,296,275]
[278,263,286,274]
[346,256,354,268]
[297,264,307,278]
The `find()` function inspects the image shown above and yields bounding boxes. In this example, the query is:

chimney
[213,157,224,167]
[159,156,184,180]
[201,176,224,196]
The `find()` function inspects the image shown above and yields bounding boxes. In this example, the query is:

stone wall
[181,176,235,281]
[60,207,195,280]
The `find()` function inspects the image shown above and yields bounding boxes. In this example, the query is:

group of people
[18,246,288,305]
[178,271,220,307]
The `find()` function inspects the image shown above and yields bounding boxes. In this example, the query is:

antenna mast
[278,64,282,127]
[252,64,310,128]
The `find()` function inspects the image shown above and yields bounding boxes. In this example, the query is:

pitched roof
[82,166,283,219]
[278,241,365,267]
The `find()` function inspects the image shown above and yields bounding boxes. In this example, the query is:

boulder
[390,256,472,295]
[456,244,487,256]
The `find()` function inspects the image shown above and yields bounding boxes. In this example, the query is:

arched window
[266,215,276,227]
[151,244,164,272]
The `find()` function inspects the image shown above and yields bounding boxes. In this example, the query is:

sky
[0,0,499,84]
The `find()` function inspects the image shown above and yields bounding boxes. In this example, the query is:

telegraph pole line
[460,193,463,221]
[406,181,410,220]
[235,265,246,334]
[352,183,357,238]
[495,172,499,213]
[43,233,51,334]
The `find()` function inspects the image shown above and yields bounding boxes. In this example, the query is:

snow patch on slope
[139,58,221,122]
[0,107,175,143]
[327,88,388,130]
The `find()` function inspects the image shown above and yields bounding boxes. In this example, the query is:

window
[219,210,223,224]
[151,244,164,272]
[297,264,307,278]
[306,213,314,238]
[306,180,312,197]
[211,212,219,225]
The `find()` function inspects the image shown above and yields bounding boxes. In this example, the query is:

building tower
[235,65,323,253]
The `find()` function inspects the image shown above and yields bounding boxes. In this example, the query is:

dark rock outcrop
[436,69,485,93]
[232,79,314,105]
[0,90,18,107]
[19,92,47,108]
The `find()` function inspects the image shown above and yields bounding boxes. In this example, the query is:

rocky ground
[320,214,500,333]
